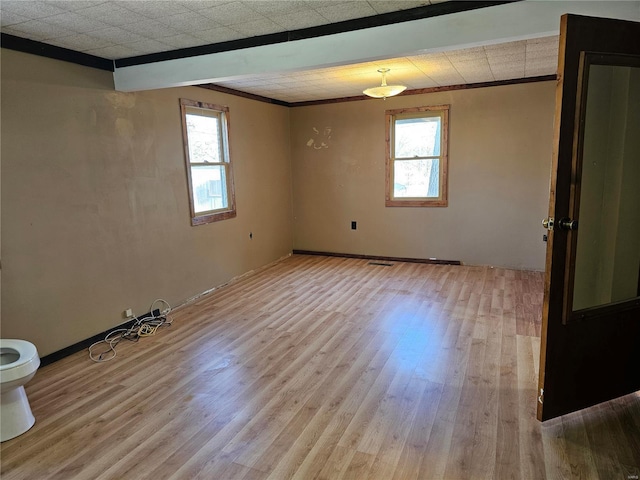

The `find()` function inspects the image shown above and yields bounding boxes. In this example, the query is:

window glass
[191,165,228,213]
[394,117,441,158]
[185,113,222,164]
[393,159,440,198]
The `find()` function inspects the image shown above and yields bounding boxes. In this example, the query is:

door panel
[538,14,640,421]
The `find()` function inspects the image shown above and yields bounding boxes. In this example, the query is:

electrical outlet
[124,308,133,318]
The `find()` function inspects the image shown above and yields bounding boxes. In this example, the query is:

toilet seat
[0,340,40,384]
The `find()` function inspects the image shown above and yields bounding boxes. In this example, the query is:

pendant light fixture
[363,68,406,99]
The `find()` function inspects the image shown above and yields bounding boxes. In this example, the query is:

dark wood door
[537,14,640,421]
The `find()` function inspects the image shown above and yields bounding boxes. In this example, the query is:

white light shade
[363,85,407,98]
[363,68,406,99]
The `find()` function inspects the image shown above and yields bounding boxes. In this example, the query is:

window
[180,98,236,225]
[386,105,449,207]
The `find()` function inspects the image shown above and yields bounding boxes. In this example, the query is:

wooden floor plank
[1,255,638,480]
[516,334,548,480]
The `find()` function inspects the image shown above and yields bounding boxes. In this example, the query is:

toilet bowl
[0,339,40,442]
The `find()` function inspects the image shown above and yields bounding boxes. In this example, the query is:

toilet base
[1,386,36,442]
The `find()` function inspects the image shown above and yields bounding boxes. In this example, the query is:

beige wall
[1,49,293,355]
[290,82,555,270]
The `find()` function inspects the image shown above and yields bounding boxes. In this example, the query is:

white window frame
[180,98,236,226]
[385,105,449,207]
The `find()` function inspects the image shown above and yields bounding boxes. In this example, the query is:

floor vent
[368,262,394,267]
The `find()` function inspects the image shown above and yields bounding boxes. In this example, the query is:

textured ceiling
[0,0,559,103]
[0,0,436,58]
[217,36,558,103]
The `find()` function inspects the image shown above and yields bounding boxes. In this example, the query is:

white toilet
[0,339,40,442]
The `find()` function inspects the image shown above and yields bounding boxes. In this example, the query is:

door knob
[558,218,578,230]
[542,217,554,230]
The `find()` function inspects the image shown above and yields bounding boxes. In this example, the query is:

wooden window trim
[180,98,237,226]
[385,105,449,207]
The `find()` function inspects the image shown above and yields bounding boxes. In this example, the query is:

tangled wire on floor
[88,299,173,363]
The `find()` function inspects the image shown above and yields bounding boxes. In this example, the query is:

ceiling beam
[113,1,640,92]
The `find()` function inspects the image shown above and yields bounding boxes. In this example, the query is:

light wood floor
[2,255,639,479]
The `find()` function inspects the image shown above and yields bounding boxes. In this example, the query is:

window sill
[191,209,237,226]
[386,199,448,207]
